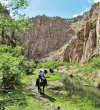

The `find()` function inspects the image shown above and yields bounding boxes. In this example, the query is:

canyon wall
[21,2,100,63]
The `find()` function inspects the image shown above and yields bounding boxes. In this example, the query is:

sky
[0,0,100,18]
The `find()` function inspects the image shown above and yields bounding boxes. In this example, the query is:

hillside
[0,2,100,110]
[21,2,100,63]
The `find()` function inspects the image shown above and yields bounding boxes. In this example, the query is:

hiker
[35,69,48,94]
[38,69,48,85]
[38,70,44,77]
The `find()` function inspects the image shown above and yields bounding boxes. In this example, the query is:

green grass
[21,69,60,86]
[21,74,35,85]
[4,96,45,110]
[45,73,60,81]
[37,60,70,69]
[45,90,100,110]
[3,57,100,110]
[2,69,60,110]
[2,88,45,110]
[82,57,100,74]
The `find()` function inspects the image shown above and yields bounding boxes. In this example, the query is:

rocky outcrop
[81,29,96,63]
[96,13,100,53]
[22,16,74,59]
[21,2,100,63]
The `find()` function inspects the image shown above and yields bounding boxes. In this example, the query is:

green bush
[0,45,25,89]
[22,60,36,75]
[36,60,69,69]
[82,56,100,74]
[0,45,35,89]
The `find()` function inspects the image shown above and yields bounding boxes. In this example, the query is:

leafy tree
[0,0,30,13]
[0,0,32,89]
[0,0,31,46]
[0,45,25,89]
[0,2,7,13]
[0,45,35,89]
[23,59,36,75]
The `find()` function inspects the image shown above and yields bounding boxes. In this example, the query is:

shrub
[22,60,36,75]
[82,56,100,74]
[0,45,35,89]
[0,45,25,89]
[36,60,69,69]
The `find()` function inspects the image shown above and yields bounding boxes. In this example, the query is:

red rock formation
[84,20,90,42]
[21,16,74,59]
[96,13,100,53]
[21,2,100,63]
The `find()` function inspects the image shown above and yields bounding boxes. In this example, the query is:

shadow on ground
[43,94,56,102]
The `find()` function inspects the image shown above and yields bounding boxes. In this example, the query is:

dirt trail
[28,79,55,110]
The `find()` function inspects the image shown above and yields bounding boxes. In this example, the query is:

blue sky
[0,0,100,18]
[20,0,96,18]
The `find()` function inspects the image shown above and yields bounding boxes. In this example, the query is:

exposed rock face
[81,29,96,63]
[22,2,100,63]
[96,14,100,53]
[22,16,74,59]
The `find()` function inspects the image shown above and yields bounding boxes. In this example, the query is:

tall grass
[37,60,70,69]
[82,57,100,74]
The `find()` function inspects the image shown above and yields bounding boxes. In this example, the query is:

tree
[0,0,30,14]
[0,45,25,89]
[0,0,32,89]
[0,0,31,46]
[0,45,36,89]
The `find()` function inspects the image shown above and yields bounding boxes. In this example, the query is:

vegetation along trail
[0,0,100,110]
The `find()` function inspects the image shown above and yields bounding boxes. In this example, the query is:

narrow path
[28,79,55,110]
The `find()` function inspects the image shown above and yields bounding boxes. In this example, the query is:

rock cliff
[21,2,100,63]
[22,16,74,59]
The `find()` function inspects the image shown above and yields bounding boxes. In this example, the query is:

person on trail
[36,69,48,87]
[38,70,44,77]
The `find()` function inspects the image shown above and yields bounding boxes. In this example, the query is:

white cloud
[73,13,83,18]
[94,0,100,3]
[73,14,78,18]
[0,0,8,5]
[73,8,89,18]
[87,0,100,3]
